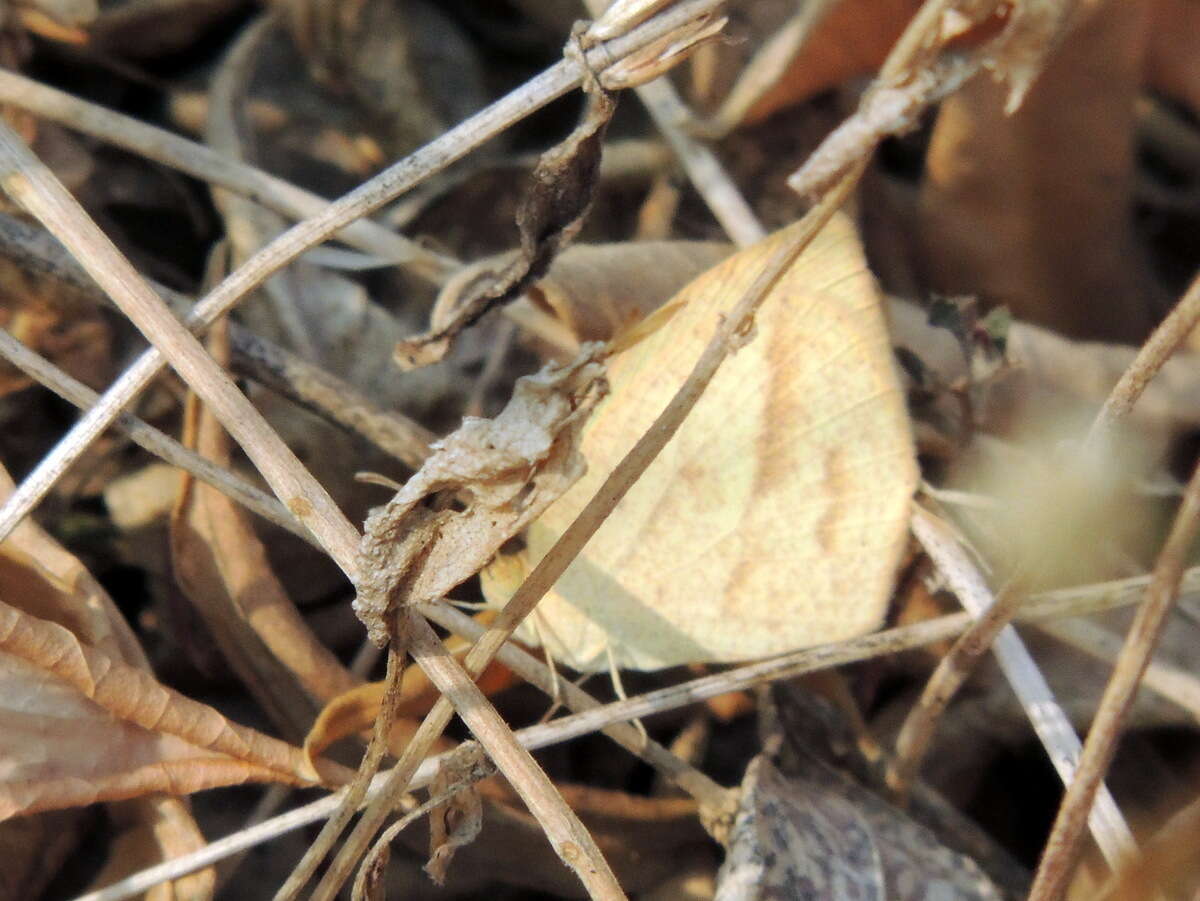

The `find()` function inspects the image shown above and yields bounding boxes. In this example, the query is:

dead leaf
[0,465,215,898]
[396,86,616,369]
[482,214,918,670]
[0,591,349,819]
[354,344,608,647]
[0,466,146,666]
[715,752,1003,900]
[918,0,1164,343]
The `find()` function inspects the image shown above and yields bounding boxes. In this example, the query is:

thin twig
[580,0,765,246]
[424,601,734,821]
[406,613,626,900]
[0,327,309,541]
[911,506,1136,867]
[1089,269,1200,441]
[0,211,435,467]
[1035,617,1200,723]
[886,582,1025,800]
[0,117,360,566]
[1029,418,1200,900]
[72,564,1184,901]
[622,76,766,245]
[275,646,406,901]
[206,13,324,363]
[0,0,724,550]
[0,66,455,281]
[692,0,841,137]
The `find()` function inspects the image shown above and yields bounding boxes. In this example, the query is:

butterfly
[482,213,917,671]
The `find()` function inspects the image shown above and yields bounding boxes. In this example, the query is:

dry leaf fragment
[424,746,487,885]
[0,464,213,897]
[715,752,1004,900]
[483,213,918,670]
[395,86,616,369]
[0,459,347,819]
[0,594,344,820]
[354,345,608,647]
[918,0,1160,343]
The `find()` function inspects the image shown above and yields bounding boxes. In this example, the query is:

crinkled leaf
[354,345,607,646]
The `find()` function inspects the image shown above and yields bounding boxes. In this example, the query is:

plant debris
[0,0,1198,897]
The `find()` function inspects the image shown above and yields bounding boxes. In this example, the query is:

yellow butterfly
[482,213,917,671]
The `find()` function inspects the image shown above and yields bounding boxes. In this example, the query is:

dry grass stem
[1028,454,1200,898]
[786,0,1006,197]
[304,650,465,900]
[0,68,457,282]
[1089,268,1200,441]
[303,611,628,901]
[788,54,980,196]
[622,76,766,245]
[880,0,990,81]
[273,647,407,901]
[0,327,309,540]
[73,562,1182,901]
[911,505,1136,867]
[887,582,1025,799]
[0,117,360,565]
[695,0,841,137]
[1036,617,1200,722]
[581,0,766,246]
[0,212,435,467]
[401,616,625,901]
[227,328,436,469]
[424,602,734,820]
